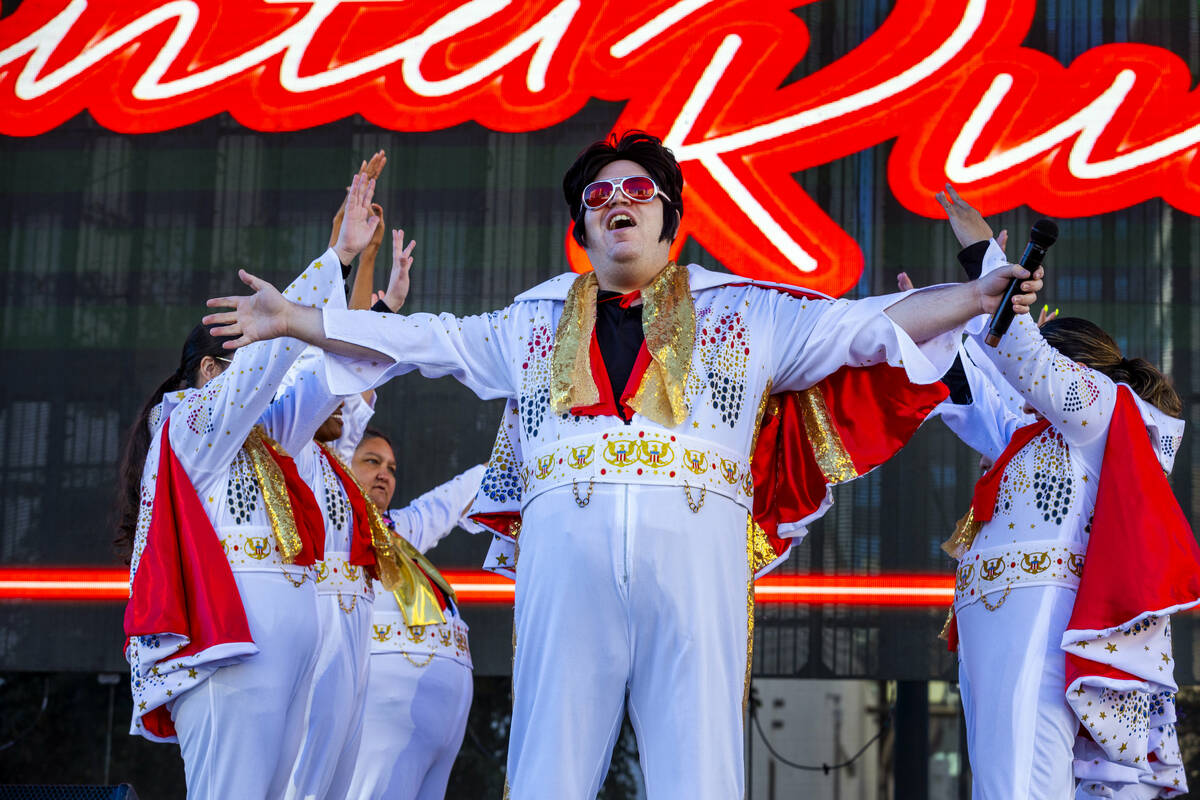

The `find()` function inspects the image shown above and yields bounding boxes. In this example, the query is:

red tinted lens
[622,176,657,201]
[582,180,614,208]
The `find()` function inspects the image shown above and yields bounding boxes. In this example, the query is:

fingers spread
[935,192,951,212]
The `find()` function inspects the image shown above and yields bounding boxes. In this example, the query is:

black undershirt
[595,290,646,423]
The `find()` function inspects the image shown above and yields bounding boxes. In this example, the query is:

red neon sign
[2,1,1198,295]
[0,567,956,606]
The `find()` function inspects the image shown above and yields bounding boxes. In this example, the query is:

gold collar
[549,262,694,427]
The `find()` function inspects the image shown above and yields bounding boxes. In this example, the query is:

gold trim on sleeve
[798,387,858,484]
[744,514,756,713]
[942,506,982,560]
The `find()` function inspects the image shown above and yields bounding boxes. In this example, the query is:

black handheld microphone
[984,219,1058,347]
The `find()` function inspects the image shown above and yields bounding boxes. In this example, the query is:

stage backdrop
[0,0,1197,680]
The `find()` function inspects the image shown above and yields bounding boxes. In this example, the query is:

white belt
[955,539,1085,610]
[313,551,374,599]
[369,609,472,669]
[520,428,753,510]
[218,526,311,581]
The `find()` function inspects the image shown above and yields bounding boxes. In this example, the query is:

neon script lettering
[2,0,1198,294]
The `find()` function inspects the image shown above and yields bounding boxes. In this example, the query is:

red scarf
[317,444,378,579]
[1065,387,1200,686]
[381,514,449,611]
[124,425,255,739]
[259,434,325,565]
[970,418,1051,523]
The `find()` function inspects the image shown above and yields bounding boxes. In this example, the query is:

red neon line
[0,567,955,607]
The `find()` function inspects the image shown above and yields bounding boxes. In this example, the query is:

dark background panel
[0,0,1197,687]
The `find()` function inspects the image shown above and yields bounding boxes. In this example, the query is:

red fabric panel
[415,563,449,612]
[571,333,618,417]
[469,511,522,540]
[1067,388,1200,635]
[124,426,255,739]
[571,331,651,420]
[318,445,377,578]
[754,364,948,535]
[259,438,325,565]
[1065,652,1141,688]
[816,364,949,473]
[752,393,833,536]
[620,343,654,412]
[969,419,1050,523]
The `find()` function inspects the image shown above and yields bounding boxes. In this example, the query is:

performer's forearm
[884,282,983,343]
[284,303,390,361]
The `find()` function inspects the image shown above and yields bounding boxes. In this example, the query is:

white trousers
[958,584,1079,799]
[286,591,373,800]
[170,571,320,800]
[507,484,751,800]
[347,653,473,800]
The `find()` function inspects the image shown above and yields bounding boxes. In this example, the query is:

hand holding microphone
[984,219,1058,346]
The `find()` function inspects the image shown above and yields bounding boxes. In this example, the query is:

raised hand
[330,150,386,247]
[333,172,381,265]
[362,149,387,180]
[935,183,994,247]
[896,271,916,292]
[975,264,1044,316]
[204,270,293,348]
[378,229,416,312]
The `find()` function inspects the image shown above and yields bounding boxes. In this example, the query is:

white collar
[512,264,831,303]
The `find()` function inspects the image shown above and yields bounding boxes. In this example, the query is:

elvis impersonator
[928,190,1200,800]
[203,131,1044,800]
[118,184,367,797]
[121,170,454,799]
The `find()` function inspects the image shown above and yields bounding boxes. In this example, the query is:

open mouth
[607,213,635,231]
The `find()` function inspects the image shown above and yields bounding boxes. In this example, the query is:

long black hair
[562,130,684,248]
[113,324,234,559]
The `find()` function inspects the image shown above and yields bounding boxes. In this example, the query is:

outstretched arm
[882,263,1042,345]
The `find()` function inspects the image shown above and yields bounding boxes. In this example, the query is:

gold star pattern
[1161,652,1171,663]
[188,668,198,678]
[495,554,509,566]
[138,701,147,711]
[1105,643,1118,653]
[1119,743,1127,753]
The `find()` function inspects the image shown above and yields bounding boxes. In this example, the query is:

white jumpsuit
[347,466,486,800]
[319,265,960,799]
[946,313,1187,799]
[126,248,345,799]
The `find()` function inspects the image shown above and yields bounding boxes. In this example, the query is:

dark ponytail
[1040,317,1182,419]
[113,324,234,560]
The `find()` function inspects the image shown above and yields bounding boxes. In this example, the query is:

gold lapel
[549,263,694,427]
